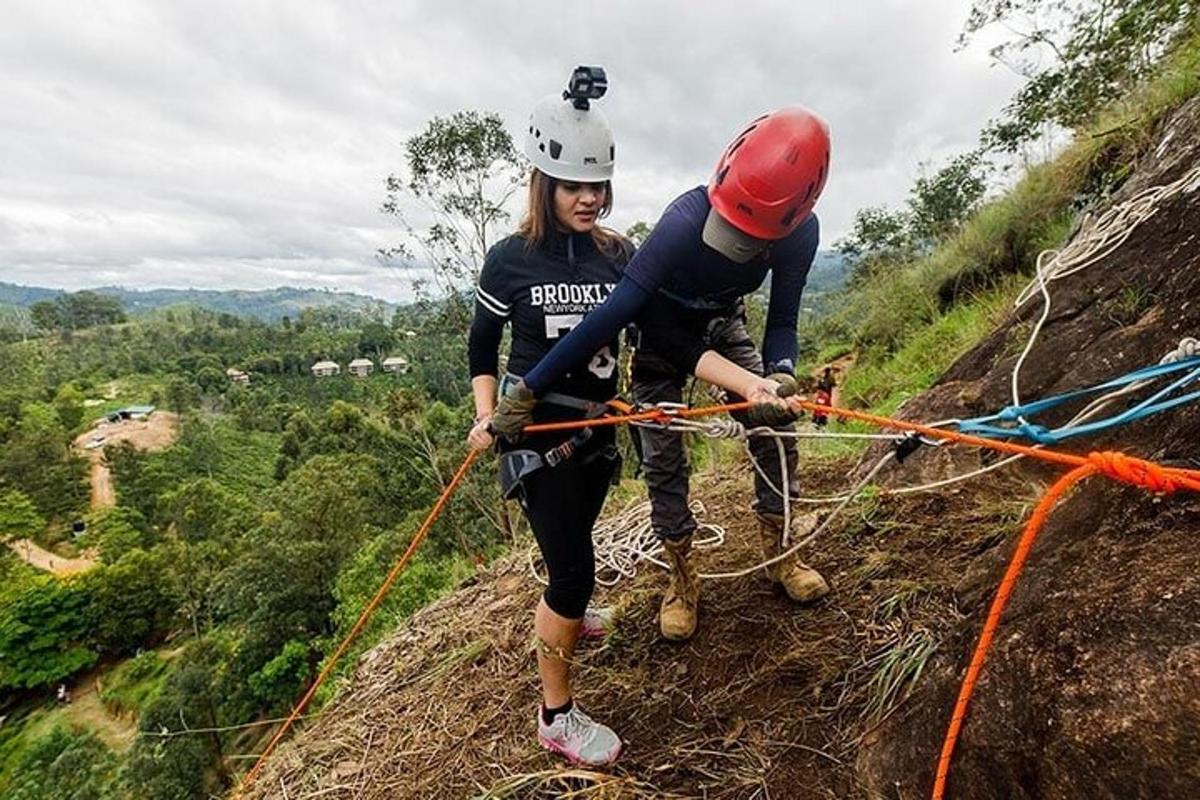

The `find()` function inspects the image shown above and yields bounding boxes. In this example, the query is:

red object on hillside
[813,367,835,426]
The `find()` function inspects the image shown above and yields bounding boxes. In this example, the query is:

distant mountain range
[0,251,849,326]
[804,250,850,294]
[0,282,397,323]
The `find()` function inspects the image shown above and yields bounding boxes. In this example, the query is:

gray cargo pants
[631,315,799,541]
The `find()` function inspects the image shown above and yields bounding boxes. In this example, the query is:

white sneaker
[537,704,622,766]
[579,606,616,639]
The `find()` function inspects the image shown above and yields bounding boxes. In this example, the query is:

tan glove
[487,380,538,440]
[746,372,799,427]
[765,372,798,398]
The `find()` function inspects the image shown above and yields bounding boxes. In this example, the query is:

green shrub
[0,576,97,690]
[99,650,171,718]
[1,726,120,800]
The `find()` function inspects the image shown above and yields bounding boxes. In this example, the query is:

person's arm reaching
[761,214,819,374]
[466,249,511,450]
[522,277,652,394]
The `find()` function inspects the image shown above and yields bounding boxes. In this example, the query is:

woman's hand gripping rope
[488,379,538,440]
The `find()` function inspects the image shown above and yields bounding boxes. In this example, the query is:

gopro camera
[563,65,608,110]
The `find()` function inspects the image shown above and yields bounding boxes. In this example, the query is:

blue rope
[957,356,1200,444]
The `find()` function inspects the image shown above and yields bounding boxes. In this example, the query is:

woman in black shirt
[466,74,629,767]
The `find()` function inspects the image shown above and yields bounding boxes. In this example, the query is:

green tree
[0,489,45,542]
[28,291,125,332]
[214,454,385,650]
[164,376,201,413]
[29,300,63,332]
[82,549,177,655]
[53,383,86,431]
[626,220,653,246]
[3,727,120,800]
[836,205,914,282]
[381,110,525,301]
[161,478,252,544]
[125,640,229,798]
[0,575,97,690]
[907,151,989,243]
[64,291,125,328]
[86,505,155,563]
[358,321,396,360]
[962,0,1200,150]
[194,366,226,394]
[0,402,88,520]
[247,639,312,711]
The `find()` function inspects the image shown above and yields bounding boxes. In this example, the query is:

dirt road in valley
[7,412,182,576]
[73,411,180,510]
[6,538,95,575]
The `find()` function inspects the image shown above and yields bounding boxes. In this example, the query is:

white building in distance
[348,358,375,378]
[382,356,410,375]
[311,360,340,378]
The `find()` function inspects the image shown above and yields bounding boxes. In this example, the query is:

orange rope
[793,401,1200,490]
[793,402,1200,798]
[929,462,1093,799]
[234,448,480,798]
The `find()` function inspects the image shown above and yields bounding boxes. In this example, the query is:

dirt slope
[244,100,1200,799]
[73,411,180,510]
[6,538,96,575]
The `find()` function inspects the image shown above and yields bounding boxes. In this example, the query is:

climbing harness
[495,374,624,500]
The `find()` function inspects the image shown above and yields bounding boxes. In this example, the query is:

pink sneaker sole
[538,734,623,766]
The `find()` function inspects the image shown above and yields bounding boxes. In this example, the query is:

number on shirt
[544,314,617,380]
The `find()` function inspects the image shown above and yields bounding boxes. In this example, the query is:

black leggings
[519,453,616,619]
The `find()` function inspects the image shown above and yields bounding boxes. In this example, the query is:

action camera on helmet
[563,66,608,110]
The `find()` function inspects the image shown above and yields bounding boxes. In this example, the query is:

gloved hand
[488,380,538,440]
[745,373,798,427]
[765,372,798,398]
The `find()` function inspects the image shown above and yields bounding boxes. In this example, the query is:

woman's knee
[544,566,595,619]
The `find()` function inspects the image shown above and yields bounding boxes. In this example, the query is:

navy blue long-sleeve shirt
[524,186,819,394]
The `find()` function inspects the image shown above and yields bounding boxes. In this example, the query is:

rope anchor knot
[1087,450,1182,494]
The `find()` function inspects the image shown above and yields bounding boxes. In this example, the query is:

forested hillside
[0,297,503,799]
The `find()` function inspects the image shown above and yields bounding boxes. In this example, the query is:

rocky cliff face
[856,96,1200,799]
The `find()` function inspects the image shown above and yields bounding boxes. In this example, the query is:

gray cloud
[0,0,1021,302]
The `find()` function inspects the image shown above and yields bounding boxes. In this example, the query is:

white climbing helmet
[523,67,615,182]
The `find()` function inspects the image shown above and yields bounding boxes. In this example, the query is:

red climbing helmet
[703,106,831,262]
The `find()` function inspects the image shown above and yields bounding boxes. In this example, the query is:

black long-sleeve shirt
[468,229,630,414]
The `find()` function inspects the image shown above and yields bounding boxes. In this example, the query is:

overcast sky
[0,1,1022,302]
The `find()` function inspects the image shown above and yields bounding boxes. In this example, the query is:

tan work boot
[756,512,830,603]
[659,535,699,641]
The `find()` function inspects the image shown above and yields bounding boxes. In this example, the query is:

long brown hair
[516,168,627,258]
